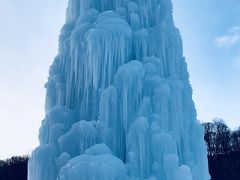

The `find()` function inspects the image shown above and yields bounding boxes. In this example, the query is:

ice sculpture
[28,0,210,180]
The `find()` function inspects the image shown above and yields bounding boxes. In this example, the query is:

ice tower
[28,0,210,180]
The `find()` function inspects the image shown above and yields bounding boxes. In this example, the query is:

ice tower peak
[28,0,210,180]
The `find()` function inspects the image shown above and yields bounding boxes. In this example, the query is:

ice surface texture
[28,0,210,180]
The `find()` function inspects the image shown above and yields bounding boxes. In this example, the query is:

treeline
[203,118,240,180]
[0,156,28,180]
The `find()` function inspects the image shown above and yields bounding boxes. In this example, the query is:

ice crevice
[28,0,210,180]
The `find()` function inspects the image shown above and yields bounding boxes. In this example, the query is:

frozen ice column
[28,0,210,180]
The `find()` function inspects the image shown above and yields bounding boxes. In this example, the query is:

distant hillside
[0,156,28,180]
[203,118,240,180]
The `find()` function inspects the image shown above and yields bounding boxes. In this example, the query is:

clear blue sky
[0,0,239,159]
[173,0,240,128]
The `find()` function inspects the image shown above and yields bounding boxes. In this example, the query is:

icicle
[58,120,99,157]
[29,0,210,179]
